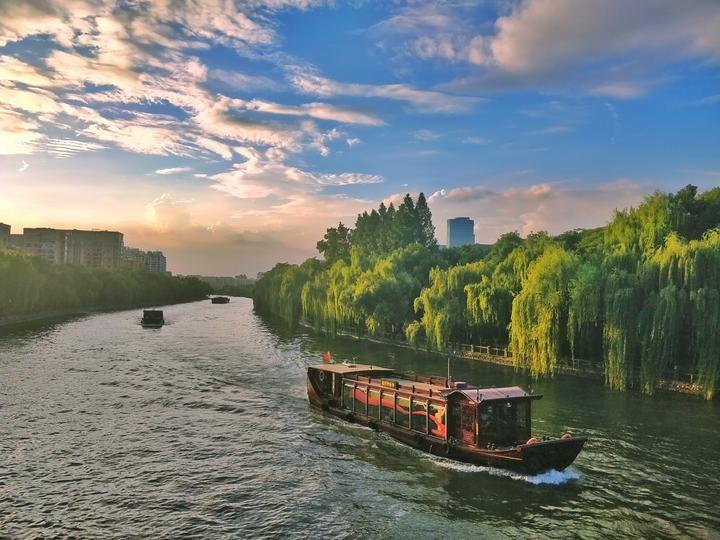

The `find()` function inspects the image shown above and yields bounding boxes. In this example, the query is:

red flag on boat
[322,351,332,363]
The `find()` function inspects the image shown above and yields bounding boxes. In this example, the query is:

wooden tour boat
[307,360,586,475]
[211,296,230,304]
[141,310,164,328]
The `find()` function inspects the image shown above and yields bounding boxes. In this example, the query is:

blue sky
[1,0,719,275]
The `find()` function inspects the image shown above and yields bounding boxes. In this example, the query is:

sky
[1,0,719,276]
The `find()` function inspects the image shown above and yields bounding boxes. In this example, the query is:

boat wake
[428,455,582,485]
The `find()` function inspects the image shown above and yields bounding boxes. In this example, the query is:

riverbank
[301,320,708,398]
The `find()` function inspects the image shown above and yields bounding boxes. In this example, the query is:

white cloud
[387,0,720,97]
[289,69,479,114]
[0,86,61,114]
[0,55,56,86]
[74,108,190,156]
[45,138,106,159]
[145,193,194,232]
[19,160,29,173]
[210,147,381,200]
[0,1,363,165]
[429,186,494,203]
[480,0,720,75]
[244,99,384,125]
[0,110,45,155]
[155,167,193,175]
[194,98,303,150]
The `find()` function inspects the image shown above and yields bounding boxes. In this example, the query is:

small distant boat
[141,310,164,328]
[211,296,230,304]
[307,360,586,475]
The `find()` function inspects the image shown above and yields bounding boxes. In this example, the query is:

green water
[1,298,718,538]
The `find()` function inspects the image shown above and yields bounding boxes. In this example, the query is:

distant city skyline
[2,222,168,273]
[1,1,719,275]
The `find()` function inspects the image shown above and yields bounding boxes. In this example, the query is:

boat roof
[441,387,531,403]
[309,362,394,375]
[311,362,535,402]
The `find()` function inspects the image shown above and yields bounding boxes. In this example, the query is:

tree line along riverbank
[0,247,211,325]
[301,320,706,398]
[254,186,720,400]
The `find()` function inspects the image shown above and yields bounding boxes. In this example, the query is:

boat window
[315,369,332,396]
[428,402,446,438]
[515,400,530,440]
[368,389,380,418]
[411,399,427,433]
[480,401,523,445]
[495,402,515,445]
[355,386,367,415]
[343,383,354,411]
[381,391,394,423]
[462,406,475,432]
[395,396,410,428]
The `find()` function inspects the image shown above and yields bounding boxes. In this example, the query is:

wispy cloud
[289,68,480,114]
[244,99,384,126]
[531,125,573,135]
[46,138,106,159]
[18,159,29,172]
[462,136,491,145]
[209,147,382,200]
[414,129,439,141]
[695,94,720,106]
[209,69,283,92]
[155,167,193,175]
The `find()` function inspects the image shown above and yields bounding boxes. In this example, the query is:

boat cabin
[141,310,164,327]
[308,363,539,449]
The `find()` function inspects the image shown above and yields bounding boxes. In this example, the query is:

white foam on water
[428,455,582,485]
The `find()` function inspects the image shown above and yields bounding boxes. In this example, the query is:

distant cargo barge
[141,310,164,328]
[211,296,230,304]
[307,361,586,475]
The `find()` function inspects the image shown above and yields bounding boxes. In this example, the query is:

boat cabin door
[449,397,476,445]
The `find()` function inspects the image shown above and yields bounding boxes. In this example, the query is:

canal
[1,298,718,538]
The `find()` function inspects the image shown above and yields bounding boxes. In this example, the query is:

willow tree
[602,269,641,391]
[254,259,321,325]
[638,285,686,394]
[301,272,330,332]
[409,262,486,350]
[491,232,553,293]
[690,287,720,399]
[687,231,720,398]
[352,244,441,336]
[509,246,578,377]
[567,262,604,361]
[465,275,513,344]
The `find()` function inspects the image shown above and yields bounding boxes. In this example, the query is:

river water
[1,298,719,538]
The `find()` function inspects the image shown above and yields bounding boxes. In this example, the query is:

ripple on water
[1,298,720,539]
